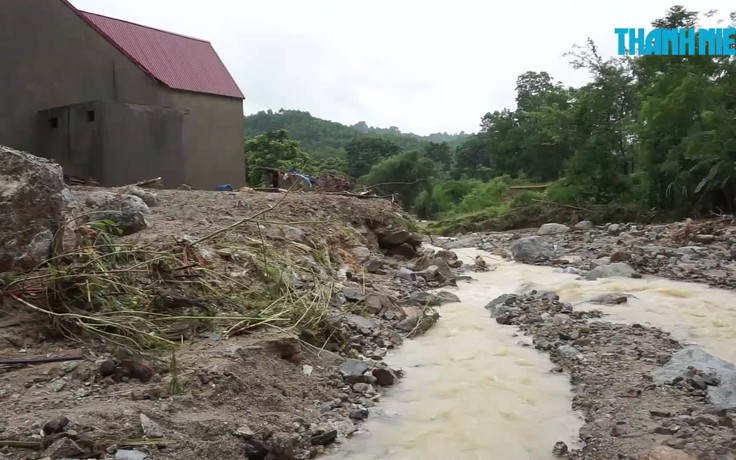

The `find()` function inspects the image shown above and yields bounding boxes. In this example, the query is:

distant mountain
[245,109,470,158]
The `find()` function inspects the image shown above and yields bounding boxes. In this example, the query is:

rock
[692,234,715,244]
[85,190,116,207]
[41,437,86,459]
[558,344,582,359]
[655,346,736,410]
[395,267,417,281]
[90,195,150,235]
[608,223,623,236]
[443,234,482,249]
[538,223,570,235]
[407,290,460,306]
[484,294,519,317]
[139,413,163,438]
[511,236,554,263]
[378,230,415,248]
[610,250,630,262]
[428,258,456,283]
[0,147,65,272]
[264,336,302,363]
[585,262,636,280]
[589,293,631,305]
[123,185,159,207]
[352,246,371,263]
[310,429,338,446]
[552,441,569,456]
[394,242,417,259]
[245,438,269,460]
[343,288,366,302]
[365,295,383,314]
[339,359,370,383]
[43,416,70,435]
[61,187,79,208]
[638,445,694,460]
[372,368,398,386]
[575,220,593,231]
[366,258,387,274]
[234,424,256,440]
[116,450,148,460]
[342,314,378,335]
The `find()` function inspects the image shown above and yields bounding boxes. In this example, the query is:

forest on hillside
[244,6,736,232]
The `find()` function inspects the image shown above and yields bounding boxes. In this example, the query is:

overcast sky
[70,0,732,136]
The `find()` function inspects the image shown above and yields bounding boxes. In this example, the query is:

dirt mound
[0,186,445,460]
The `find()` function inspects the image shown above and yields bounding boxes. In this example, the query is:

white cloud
[70,0,735,135]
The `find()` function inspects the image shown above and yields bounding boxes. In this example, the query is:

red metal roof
[79,11,244,99]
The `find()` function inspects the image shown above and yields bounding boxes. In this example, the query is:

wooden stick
[0,355,84,366]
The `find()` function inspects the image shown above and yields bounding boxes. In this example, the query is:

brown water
[328,248,736,460]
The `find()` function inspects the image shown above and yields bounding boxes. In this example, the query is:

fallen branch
[129,177,162,188]
[364,179,428,190]
[0,355,83,366]
[0,440,41,449]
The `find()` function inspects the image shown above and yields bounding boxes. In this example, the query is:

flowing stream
[327,248,736,460]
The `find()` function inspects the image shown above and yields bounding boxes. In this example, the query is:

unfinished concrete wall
[37,101,105,180]
[102,103,186,187]
[37,101,185,187]
[170,91,245,189]
[0,0,171,155]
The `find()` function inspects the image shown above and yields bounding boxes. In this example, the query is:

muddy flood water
[327,247,736,460]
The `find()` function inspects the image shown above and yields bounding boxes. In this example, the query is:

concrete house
[0,0,245,189]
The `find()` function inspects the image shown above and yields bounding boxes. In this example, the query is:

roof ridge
[79,11,210,44]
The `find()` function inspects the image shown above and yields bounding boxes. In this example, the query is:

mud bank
[0,184,461,460]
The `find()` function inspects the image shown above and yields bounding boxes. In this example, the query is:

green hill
[244,109,470,159]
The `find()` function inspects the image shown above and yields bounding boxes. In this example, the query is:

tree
[424,142,453,169]
[451,134,493,180]
[360,150,437,208]
[245,130,310,186]
[344,136,401,178]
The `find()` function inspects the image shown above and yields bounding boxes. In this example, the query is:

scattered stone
[234,424,255,440]
[115,450,148,460]
[310,429,337,446]
[352,246,371,263]
[585,262,636,280]
[372,367,398,386]
[339,359,370,384]
[43,416,70,435]
[574,220,593,231]
[264,336,302,363]
[692,234,715,244]
[589,293,631,306]
[638,445,694,460]
[41,437,85,459]
[538,223,570,235]
[139,413,163,438]
[406,290,460,306]
[552,441,568,456]
[608,223,623,236]
[89,194,150,235]
[123,185,159,207]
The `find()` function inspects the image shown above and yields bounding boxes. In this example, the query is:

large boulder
[0,147,64,272]
[655,346,736,410]
[511,236,554,263]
